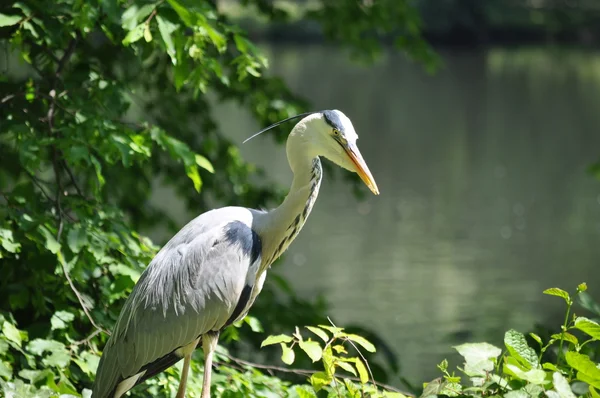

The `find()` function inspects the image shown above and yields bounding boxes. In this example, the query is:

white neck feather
[256,123,323,269]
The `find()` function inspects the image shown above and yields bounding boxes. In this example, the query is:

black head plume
[243,112,315,144]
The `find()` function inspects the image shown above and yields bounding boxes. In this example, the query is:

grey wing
[92,220,261,398]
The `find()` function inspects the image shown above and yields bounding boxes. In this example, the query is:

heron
[91,109,379,398]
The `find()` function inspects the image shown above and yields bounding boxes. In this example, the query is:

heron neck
[261,152,322,268]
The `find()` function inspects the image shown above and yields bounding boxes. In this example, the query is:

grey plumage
[93,208,263,397]
[91,110,379,398]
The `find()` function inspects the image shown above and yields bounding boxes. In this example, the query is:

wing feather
[92,217,261,398]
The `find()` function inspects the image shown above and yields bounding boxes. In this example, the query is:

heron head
[303,110,379,195]
[243,109,379,195]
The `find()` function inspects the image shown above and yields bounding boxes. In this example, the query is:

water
[152,46,600,384]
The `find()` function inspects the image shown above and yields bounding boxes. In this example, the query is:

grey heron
[91,110,379,398]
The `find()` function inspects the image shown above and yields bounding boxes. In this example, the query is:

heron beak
[344,142,380,195]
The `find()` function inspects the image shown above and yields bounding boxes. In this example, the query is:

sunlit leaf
[504,364,546,385]
[354,357,369,384]
[551,332,578,345]
[309,371,331,392]
[156,15,177,63]
[317,325,344,336]
[298,340,322,362]
[261,334,293,347]
[166,0,194,26]
[504,329,539,369]
[543,288,570,302]
[280,343,294,365]
[185,164,202,192]
[565,352,600,388]
[0,14,21,27]
[336,360,356,376]
[195,154,214,173]
[553,372,576,398]
[529,332,543,346]
[574,317,600,340]
[144,23,152,42]
[345,333,376,353]
[305,326,328,343]
[50,311,75,330]
[123,23,145,45]
[2,321,22,347]
[0,361,11,379]
[293,385,317,398]
[453,342,501,375]
[39,225,60,254]
[243,316,262,333]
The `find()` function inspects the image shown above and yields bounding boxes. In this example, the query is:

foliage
[0,0,435,396]
[260,322,406,397]
[421,283,600,398]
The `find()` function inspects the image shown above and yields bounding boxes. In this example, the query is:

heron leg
[201,331,220,398]
[175,353,192,398]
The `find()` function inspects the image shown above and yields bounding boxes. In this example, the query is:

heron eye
[332,129,340,136]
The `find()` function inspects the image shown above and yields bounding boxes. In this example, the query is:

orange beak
[344,142,380,195]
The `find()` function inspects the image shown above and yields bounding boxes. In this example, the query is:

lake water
[152,45,600,385]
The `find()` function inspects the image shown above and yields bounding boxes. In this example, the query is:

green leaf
[185,164,202,192]
[453,342,501,376]
[306,326,328,343]
[551,332,578,346]
[504,329,539,369]
[243,316,262,333]
[574,317,600,340]
[565,352,600,387]
[439,382,462,397]
[336,360,356,376]
[195,154,214,173]
[590,386,600,398]
[204,24,227,53]
[2,321,22,347]
[0,14,22,27]
[529,332,543,346]
[280,343,295,365]
[156,15,177,64]
[309,371,331,392]
[261,334,293,347]
[298,340,322,362]
[39,225,60,254]
[0,361,12,379]
[293,385,317,398]
[166,0,194,26]
[44,349,71,368]
[543,362,560,371]
[345,333,376,353]
[543,288,571,302]
[577,283,588,293]
[109,263,141,283]
[504,390,530,398]
[90,155,105,187]
[553,372,576,398]
[504,364,547,385]
[144,22,152,42]
[0,228,21,253]
[27,338,64,356]
[67,226,88,253]
[354,357,369,384]
[0,339,8,355]
[50,310,75,330]
[123,23,146,45]
[317,325,344,336]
